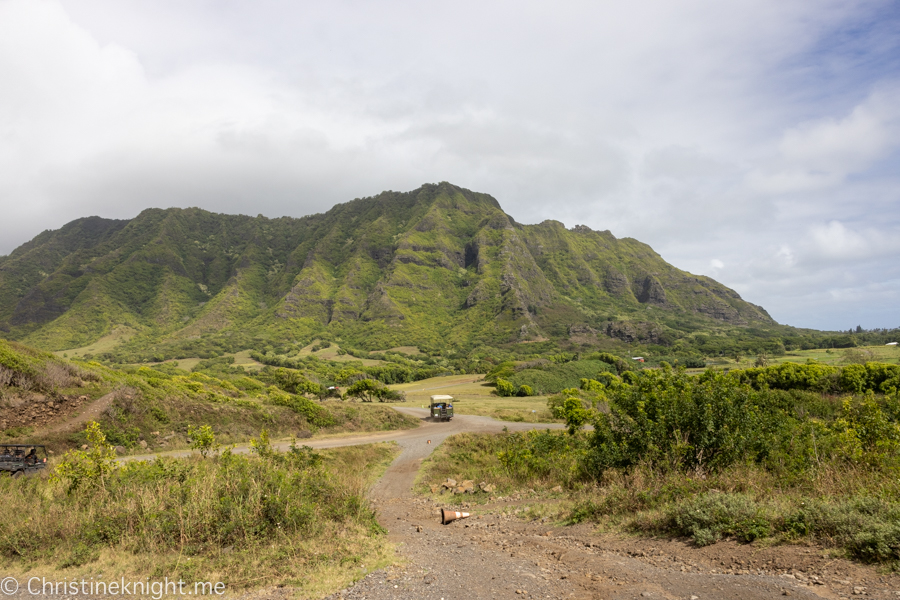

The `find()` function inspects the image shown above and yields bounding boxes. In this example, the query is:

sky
[0,0,898,332]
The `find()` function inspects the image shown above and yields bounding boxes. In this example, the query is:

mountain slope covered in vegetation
[0,182,779,359]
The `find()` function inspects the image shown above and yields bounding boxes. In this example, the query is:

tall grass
[0,438,399,594]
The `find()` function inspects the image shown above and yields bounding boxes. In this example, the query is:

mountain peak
[0,184,774,354]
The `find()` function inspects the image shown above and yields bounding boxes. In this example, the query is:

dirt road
[127,408,897,599]
[315,409,898,600]
[122,407,555,463]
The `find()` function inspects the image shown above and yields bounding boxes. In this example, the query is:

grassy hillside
[0,182,799,364]
[0,338,418,453]
[0,338,423,594]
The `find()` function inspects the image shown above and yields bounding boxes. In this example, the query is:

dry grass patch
[393,375,559,423]
[0,437,400,598]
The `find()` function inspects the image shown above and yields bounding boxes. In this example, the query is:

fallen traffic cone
[441,509,471,524]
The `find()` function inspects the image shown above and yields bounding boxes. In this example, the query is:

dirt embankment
[0,392,100,431]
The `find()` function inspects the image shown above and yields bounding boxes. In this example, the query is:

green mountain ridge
[0,182,778,357]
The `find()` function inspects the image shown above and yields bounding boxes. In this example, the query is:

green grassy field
[700,344,900,370]
[295,342,386,366]
[382,346,424,355]
[54,325,138,359]
[391,374,558,422]
[117,349,264,373]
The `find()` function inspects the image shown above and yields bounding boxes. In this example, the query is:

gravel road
[314,409,899,600]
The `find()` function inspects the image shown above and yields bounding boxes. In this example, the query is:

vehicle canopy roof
[0,444,45,448]
[430,395,454,402]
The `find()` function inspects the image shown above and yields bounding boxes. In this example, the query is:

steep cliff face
[0,182,774,352]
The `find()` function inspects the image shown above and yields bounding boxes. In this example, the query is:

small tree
[52,421,117,492]
[344,378,385,402]
[562,396,593,435]
[187,424,219,458]
[250,428,277,460]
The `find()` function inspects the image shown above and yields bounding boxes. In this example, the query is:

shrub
[187,424,219,458]
[497,430,589,488]
[831,393,900,465]
[562,396,593,434]
[787,497,900,561]
[508,360,615,394]
[666,493,771,546]
[588,369,761,476]
[271,368,324,398]
[266,388,336,428]
[51,422,118,492]
[495,378,516,397]
[485,362,516,383]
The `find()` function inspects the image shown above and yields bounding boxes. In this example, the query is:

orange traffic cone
[441,509,471,524]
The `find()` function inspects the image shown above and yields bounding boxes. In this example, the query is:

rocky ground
[323,497,899,599]
[0,391,94,430]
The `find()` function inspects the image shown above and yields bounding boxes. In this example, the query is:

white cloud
[0,0,898,330]
[807,220,898,261]
[748,86,900,193]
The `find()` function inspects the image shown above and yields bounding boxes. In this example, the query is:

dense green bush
[265,388,336,428]
[271,367,324,398]
[495,378,516,397]
[497,430,589,488]
[587,368,900,478]
[667,493,900,560]
[508,359,615,395]
[729,361,900,394]
[589,369,761,474]
[583,352,632,374]
[787,497,900,561]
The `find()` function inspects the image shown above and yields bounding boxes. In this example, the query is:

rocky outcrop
[362,283,405,321]
[603,267,630,296]
[635,275,669,306]
[602,321,666,344]
[464,280,494,308]
[694,302,745,324]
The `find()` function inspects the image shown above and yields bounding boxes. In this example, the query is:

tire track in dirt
[41,391,118,434]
